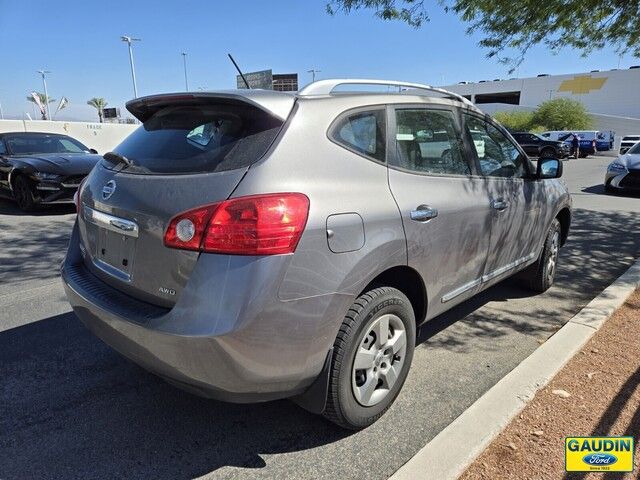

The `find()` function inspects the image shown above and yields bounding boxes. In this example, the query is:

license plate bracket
[95,228,136,280]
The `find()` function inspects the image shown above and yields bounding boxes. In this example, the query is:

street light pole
[36,69,52,120]
[181,52,189,91]
[121,35,141,98]
[307,69,321,82]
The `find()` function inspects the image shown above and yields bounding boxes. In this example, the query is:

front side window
[0,141,6,155]
[393,108,470,175]
[464,114,528,178]
[331,109,386,162]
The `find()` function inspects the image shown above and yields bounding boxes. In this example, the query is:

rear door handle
[491,199,509,211]
[410,205,438,222]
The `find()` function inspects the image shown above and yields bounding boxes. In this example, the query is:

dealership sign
[237,69,273,89]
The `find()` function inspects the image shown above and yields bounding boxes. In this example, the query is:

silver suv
[62,79,571,429]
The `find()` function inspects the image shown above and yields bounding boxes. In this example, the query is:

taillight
[164,193,310,255]
[74,178,86,212]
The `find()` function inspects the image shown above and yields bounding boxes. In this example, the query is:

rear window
[109,103,283,174]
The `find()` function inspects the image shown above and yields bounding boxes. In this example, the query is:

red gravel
[461,289,640,480]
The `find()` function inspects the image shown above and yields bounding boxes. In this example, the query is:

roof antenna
[228,53,250,89]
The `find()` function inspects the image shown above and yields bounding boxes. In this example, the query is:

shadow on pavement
[1,209,639,479]
[581,184,640,198]
[417,208,640,351]
[0,202,75,285]
[0,313,349,480]
[0,199,76,216]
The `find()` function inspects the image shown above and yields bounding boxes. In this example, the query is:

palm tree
[87,97,108,123]
[26,92,56,120]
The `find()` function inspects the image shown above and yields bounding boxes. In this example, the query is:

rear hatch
[77,93,293,307]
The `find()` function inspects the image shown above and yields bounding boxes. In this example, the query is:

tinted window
[331,109,386,162]
[5,134,89,155]
[110,103,283,174]
[0,141,6,155]
[464,114,528,178]
[394,109,470,175]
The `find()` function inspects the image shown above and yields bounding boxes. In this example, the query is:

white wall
[0,119,138,154]
[443,69,640,119]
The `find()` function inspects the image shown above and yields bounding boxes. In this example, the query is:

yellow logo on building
[558,75,608,94]
[565,437,634,472]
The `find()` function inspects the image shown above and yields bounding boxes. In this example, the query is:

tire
[522,218,561,293]
[13,175,36,212]
[540,148,555,159]
[323,287,416,430]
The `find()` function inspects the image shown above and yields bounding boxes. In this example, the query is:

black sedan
[0,132,101,211]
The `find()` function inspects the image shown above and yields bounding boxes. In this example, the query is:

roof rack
[298,78,475,106]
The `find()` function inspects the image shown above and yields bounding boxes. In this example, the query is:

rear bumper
[62,223,349,403]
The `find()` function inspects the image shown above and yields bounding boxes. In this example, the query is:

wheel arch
[555,207,571,246]
[8,165,32,191]
[540,146,555,156]
[358,265,428,326]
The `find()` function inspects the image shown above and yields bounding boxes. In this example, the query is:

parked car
[619,135,640,155]
[0,132,100,211]
[62,80,572,430]
[510,132,570,159]
[541,131,597,157]
[605,141,640,193]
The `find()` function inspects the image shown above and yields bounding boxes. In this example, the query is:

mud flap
[291,348,333,414]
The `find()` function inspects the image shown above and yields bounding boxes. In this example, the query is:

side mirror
[537,157,562,179]
[89,148,98,154]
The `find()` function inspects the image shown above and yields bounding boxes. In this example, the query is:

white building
[441,67,640,138]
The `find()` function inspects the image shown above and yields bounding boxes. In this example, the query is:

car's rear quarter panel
[231,97,408,379]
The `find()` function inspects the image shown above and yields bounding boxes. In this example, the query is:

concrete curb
[390,258,640,480]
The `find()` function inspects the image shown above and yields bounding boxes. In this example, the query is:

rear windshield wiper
[103,151,133,168]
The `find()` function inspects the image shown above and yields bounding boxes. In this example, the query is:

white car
[620,135,640,155]
[606,141,640,193]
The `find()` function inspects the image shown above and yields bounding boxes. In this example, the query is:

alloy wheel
[351,313,407,407]
[547,231,560,283]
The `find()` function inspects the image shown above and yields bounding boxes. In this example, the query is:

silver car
[62,79,571,429]
[605,141,640,193]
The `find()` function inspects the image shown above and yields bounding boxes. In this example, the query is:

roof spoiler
[126,91,295,123]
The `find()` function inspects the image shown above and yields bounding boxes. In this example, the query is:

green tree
[327,0,640,67]
[493,110,535,132]
[531,98,593,131]
[87,97,108,123]
[26,92,56,120]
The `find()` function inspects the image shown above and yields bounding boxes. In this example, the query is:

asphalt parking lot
[1,154,639,480]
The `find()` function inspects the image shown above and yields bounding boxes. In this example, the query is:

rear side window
[393,108,470,176]
[110,103,283,174]
[331,109,386,162]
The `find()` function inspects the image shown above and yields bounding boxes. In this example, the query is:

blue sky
[0,0,634,121]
